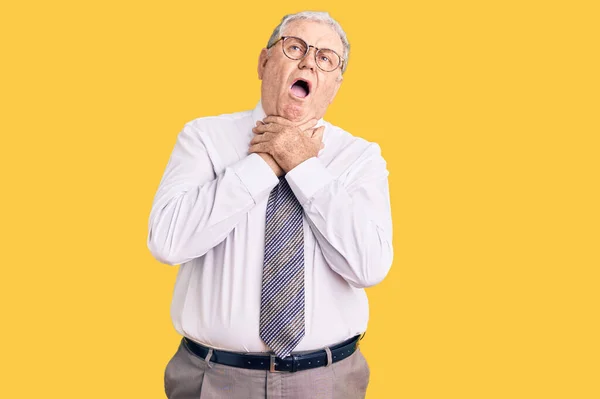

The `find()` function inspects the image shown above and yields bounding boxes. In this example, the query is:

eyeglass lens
[282,37,340,72]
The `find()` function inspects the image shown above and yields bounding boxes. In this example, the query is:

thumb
[311,126,325,140]
[313,127,325,151]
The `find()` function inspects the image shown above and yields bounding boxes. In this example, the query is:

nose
[298,46,317,71]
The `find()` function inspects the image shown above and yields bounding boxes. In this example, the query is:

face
[257,20,344,124]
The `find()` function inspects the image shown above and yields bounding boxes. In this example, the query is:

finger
[252,123,281,134]
[262,116,294,126]
[262,116,318,132]
[248,142,271,155]
[250,132,271,145]
[311,126,325,140]
[298,118,319,132]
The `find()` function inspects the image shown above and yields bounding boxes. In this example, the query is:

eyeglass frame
[267,36,345,73]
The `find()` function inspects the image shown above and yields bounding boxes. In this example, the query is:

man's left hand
[249,116,325,173]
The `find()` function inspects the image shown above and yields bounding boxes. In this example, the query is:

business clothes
[147,100,393,398]
[164,338,371,399]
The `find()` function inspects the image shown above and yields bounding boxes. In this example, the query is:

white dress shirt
[147,100,393,352]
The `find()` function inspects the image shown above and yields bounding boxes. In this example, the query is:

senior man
[147,11,393,399]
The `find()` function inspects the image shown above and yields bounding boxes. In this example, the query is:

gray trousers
[164,338,371,399]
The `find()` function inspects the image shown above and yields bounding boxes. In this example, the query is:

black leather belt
[182,334,363,373]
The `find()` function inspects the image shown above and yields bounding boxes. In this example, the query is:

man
[147,11,393,399]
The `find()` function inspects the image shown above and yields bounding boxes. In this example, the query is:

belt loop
[324,347,333,367]
[356,332,366,351]
[204,348,214,369]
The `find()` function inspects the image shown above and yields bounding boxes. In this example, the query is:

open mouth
[290,79,310,98]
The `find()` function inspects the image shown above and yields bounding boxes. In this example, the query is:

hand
[249,116,325,173]
[257,152,285,177]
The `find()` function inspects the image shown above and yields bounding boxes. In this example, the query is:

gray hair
[266,11,350,74]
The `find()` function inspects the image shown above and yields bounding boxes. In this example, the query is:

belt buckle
[269,354,281,373]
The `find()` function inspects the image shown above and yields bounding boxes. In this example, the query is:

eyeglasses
[268,36,344,73]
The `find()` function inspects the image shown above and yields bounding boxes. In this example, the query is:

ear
[257,48,269,80]
[328,76,343,104]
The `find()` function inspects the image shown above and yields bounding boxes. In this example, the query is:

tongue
[291,83,308,98]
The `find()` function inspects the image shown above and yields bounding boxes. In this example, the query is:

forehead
[282,20,344,54]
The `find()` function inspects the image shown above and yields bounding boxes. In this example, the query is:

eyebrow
[287,36,343,56]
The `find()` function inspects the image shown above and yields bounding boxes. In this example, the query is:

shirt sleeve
[285,143,394,288]
[147,122,279,265]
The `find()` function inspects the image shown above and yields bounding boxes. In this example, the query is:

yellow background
[1,0,598,398]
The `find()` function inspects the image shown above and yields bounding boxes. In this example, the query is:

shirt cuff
[232,153,279,203]
[285,157,335,206]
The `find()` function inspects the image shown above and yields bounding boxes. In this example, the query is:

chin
[280,103,311,122]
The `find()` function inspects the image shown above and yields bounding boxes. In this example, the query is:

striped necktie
[259,176,305,359]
